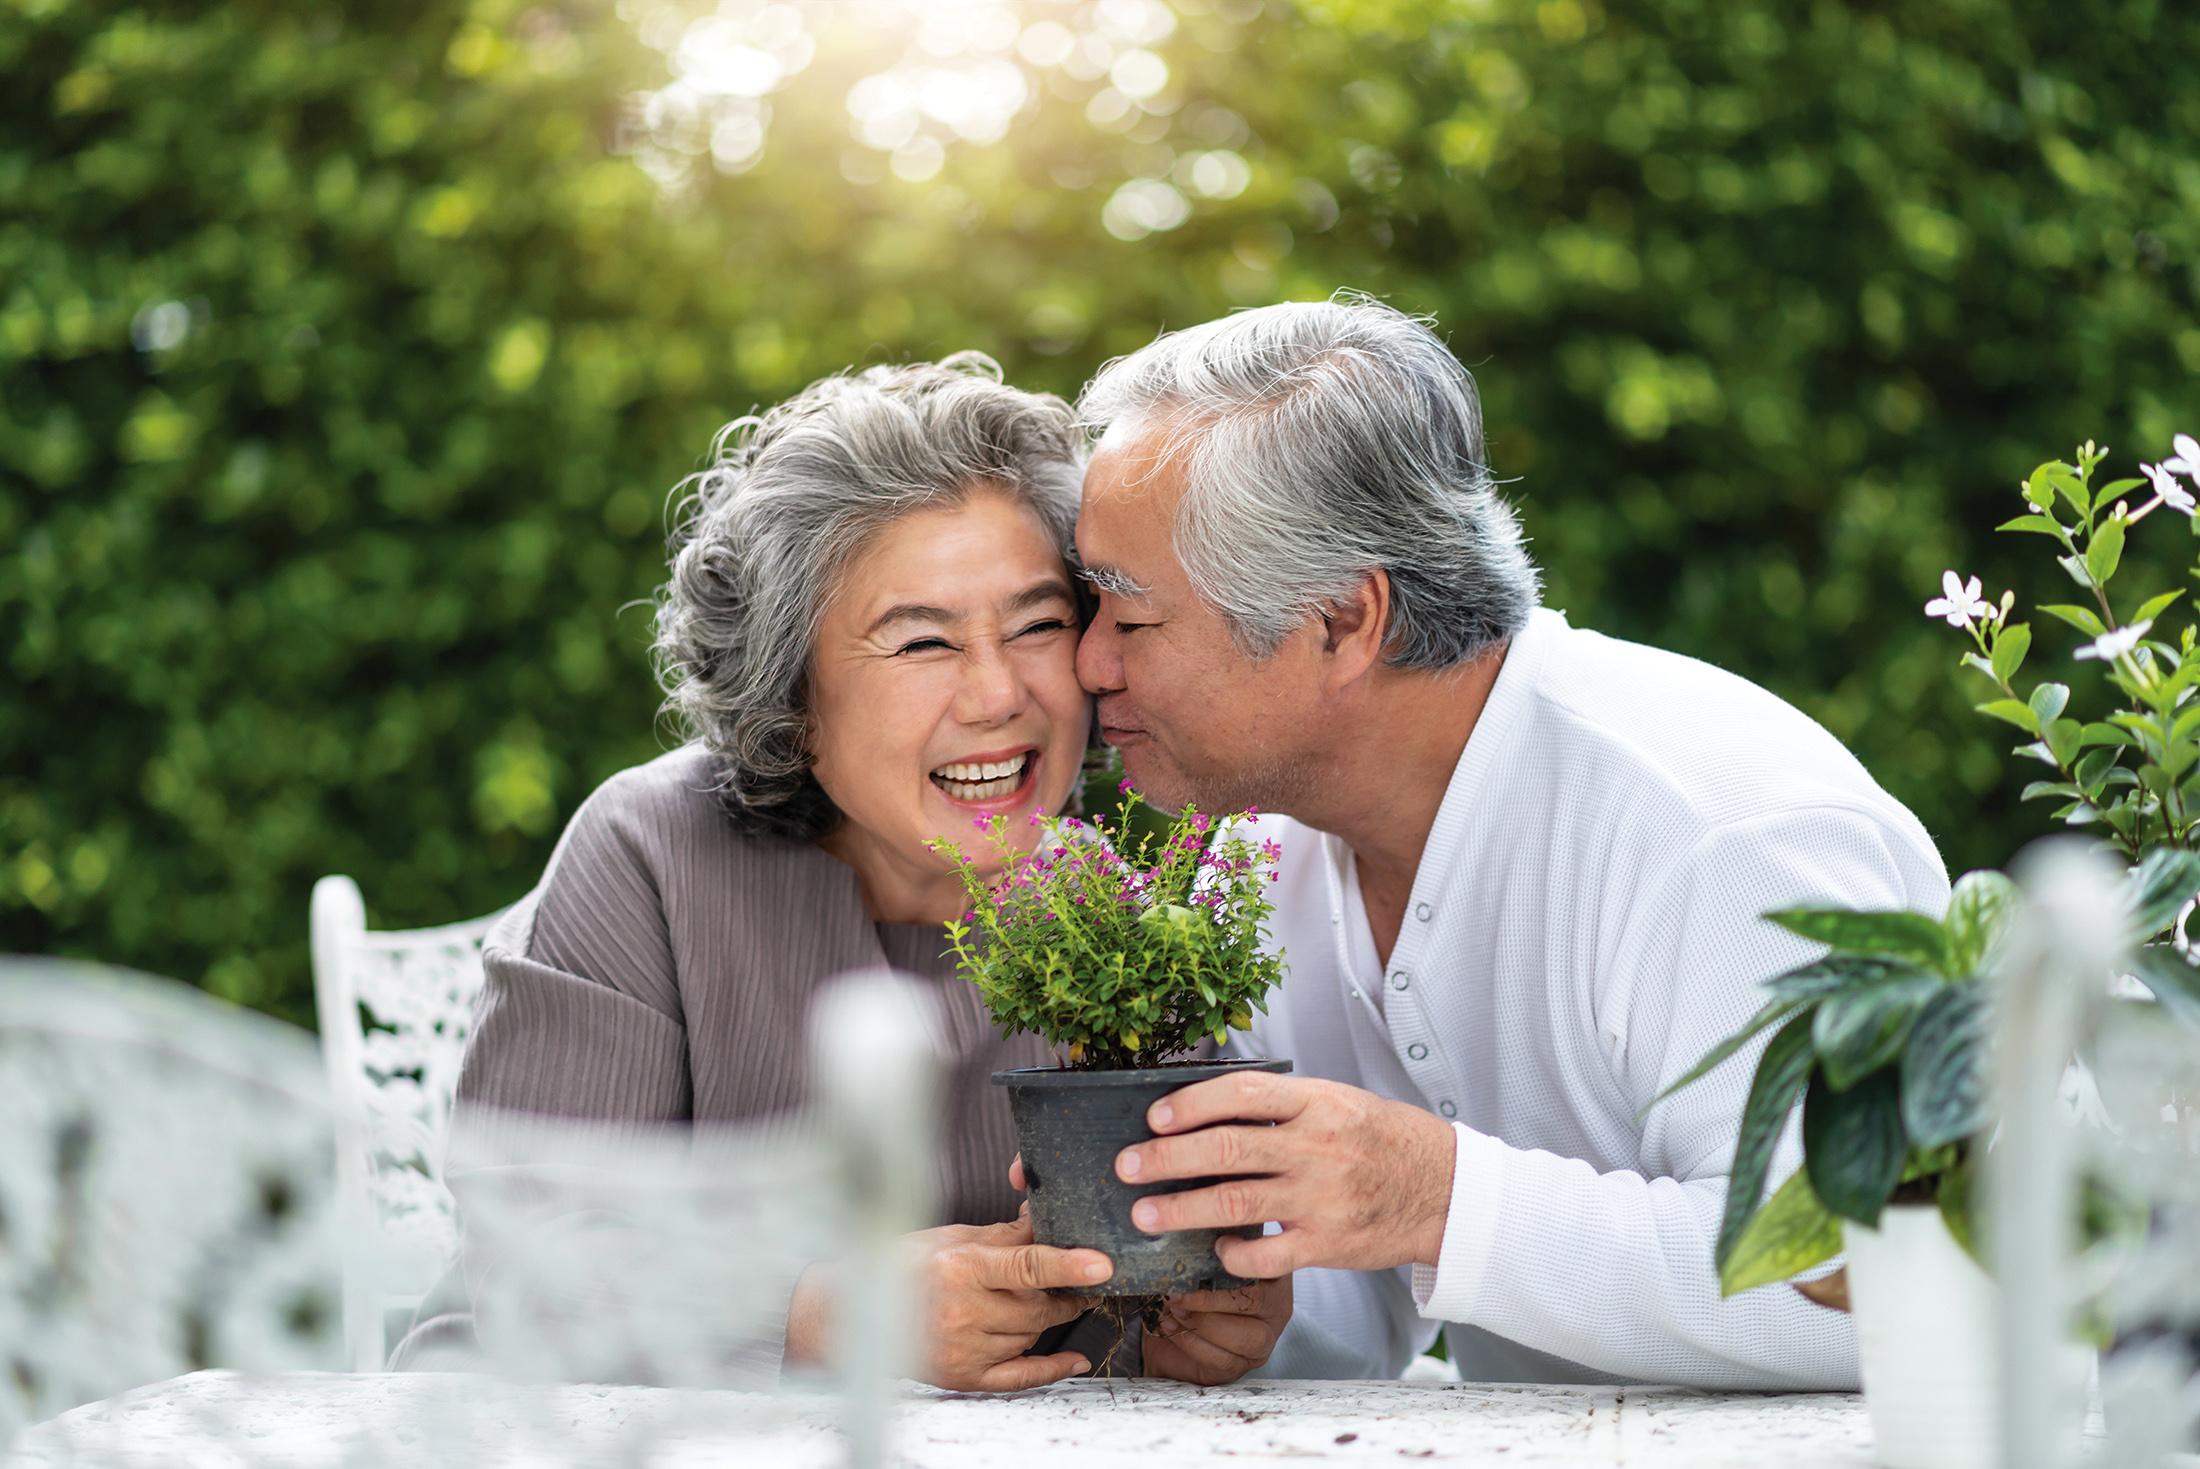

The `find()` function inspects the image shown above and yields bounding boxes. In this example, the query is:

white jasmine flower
[2074,620,2152,663]
[1924,570,1991,628]
[2142,461,2196,515]
[2165,433,2200,480]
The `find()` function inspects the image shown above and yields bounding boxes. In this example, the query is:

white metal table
[10,1371,1882,1467]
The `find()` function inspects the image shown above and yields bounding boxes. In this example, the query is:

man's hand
[786,1216,1113,1392]
[1113,1073,1457,1278]
[1141,1276,1292,1386]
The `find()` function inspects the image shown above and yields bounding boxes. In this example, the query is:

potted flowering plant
[1656,434,2200,1469]
[928,785,1289,1298]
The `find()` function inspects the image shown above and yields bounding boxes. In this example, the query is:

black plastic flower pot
[994,1056,1292,1298]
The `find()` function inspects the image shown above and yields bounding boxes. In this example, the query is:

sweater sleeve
[455,770,691,1126]
[1408,803,1948,1389]
[440,777,790,1382]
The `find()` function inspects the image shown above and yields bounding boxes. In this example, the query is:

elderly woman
[394,356,1120,1388]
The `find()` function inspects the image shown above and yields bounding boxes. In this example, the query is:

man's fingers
[1143,1323,1257,1383]
[1213,1230,1298,1279]
[1160,1309,1275,1364]
[1146,1072,1307,1134]
[977,1241,1115,1292]
[1160,1285,1267,1316]
[1117,1124,1280,1187]
[1008,1154,1027,1192]
[973,1350,1091,1393]
[1128,1178,1277,1235]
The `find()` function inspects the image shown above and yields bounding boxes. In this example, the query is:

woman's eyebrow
[1005,578,1077,614]
[866,603,959,636]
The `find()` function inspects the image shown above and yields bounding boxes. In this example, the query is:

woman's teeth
[931,753,1030,801]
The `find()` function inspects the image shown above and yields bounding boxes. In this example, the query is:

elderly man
[1069,295,1948,1387]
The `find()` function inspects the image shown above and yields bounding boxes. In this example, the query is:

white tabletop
[11,1370,1881,1468]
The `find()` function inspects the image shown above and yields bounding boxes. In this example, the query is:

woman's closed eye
[893,637,954,656]
[1015,618,1072,638]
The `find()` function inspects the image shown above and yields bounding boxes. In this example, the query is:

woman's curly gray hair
[652,353,1085,841]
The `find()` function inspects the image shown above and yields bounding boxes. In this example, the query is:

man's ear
[1318,570,1391,690]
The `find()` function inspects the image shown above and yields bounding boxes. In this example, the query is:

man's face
[1074,422,1324,815]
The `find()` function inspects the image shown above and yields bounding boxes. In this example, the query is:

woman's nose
[957,644,1028,725]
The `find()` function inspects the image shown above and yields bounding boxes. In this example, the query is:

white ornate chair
[0,959,351,1449]
[7,961,939,1468]
[308,874,506,1372]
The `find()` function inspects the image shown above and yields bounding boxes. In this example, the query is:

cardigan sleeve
[435,775,796,1383]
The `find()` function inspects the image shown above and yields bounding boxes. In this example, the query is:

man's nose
[1076,618,1124,696]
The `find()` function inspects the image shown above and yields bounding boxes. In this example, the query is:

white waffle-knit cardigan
[1239,607,1949,1388]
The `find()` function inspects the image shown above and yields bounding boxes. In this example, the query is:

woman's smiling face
[807,484,1090,918]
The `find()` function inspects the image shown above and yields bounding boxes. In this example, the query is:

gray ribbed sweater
[394,743,1075,1371]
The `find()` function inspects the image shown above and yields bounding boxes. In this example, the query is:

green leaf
[2043,462,2090,519]
[2085,515,2126,587]
[1937,1151,1983,1264]
[1977,699,2040,735]
[1640,996,1802,1117]
[2058,554,2095,590]
[1901,984,1989,1148]
[2023,463,2059,512]
[2045,717,2084,768]
[1761,952,1931,1002]
[2039,604,2108,637]
[1989,623,2031,684]
[2169,703,2200,747]
[2020,780,2083,803]
[1812,968,1939,1089]
[2133,590,2185,626]
[2125,846,2200,939]
[1995,514,2062,537]
[2127,945,2200,1029]
[1715,1012,1819,1270]
[2073,747,2119,796]
[1944,869,2018,973]
[2097,478,2146,499]
[2078,722,2136,749]
[2028,681,2070,725]
[1803,1067,1907,1225]
[1718,1168,1844,1297]
[1765,908,1952,970]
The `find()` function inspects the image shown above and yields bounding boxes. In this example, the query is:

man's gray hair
[653,353,1084,841]
[1076,294,1539,668]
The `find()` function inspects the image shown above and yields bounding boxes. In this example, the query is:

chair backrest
[8,961,939,1468]
[0,959,351,1446]
[309,873,505,1372]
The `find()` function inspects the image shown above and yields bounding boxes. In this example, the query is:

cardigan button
[1390,971,1411,991]
[1439,1100,1458,1118]
[1407,1043,1428,1061]
[1414,902,1433,922]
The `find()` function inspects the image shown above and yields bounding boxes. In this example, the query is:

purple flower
[1118,777,1136,794]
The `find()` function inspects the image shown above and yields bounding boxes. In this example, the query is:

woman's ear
[1318,569,1392,690]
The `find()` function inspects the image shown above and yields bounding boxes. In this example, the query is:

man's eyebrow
[1077,564,1152,598]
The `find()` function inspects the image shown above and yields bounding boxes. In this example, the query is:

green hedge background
[6,0,2196,1025]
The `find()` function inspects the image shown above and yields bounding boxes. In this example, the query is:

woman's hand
[1141,1275,1293,1385]
[786,1216,1114,1391]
